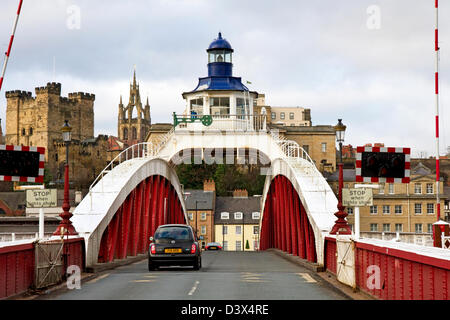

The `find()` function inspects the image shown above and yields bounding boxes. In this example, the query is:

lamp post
[330,119,352,235]
[54,120,78,236]
[195,199,207,246]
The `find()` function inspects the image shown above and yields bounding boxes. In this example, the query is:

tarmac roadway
[38,251,349,300]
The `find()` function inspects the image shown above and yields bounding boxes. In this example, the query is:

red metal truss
[97,175,185,263]
[260,175,317,262]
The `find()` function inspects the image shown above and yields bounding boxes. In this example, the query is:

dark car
[148,224,201,271]
[205,242,222,250]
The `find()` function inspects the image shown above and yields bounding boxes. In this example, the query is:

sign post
[343,186,376,240]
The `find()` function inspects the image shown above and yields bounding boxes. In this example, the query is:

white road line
[188,280,200,296]
[132,280,155,283]
[297,273,317,283]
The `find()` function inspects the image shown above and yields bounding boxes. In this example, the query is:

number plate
[165,248,182,253]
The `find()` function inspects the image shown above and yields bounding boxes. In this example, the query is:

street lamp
[54,120,78,236]
[195,200,207,245]
[330,119,352,235]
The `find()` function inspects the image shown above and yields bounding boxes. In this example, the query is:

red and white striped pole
[0,0,24,92]
[435,0,441,221]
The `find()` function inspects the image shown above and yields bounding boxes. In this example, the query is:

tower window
[132,127,137,139]
[29,127,33,135]
[210,97,230,116]
[123,128,128,140]
[190,98,203,116]
[22,128,26,136]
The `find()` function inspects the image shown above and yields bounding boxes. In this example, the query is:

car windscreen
[154,227,192,241]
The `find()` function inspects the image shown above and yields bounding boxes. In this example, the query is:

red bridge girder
[97,175,185,263]
[260,175,317,263]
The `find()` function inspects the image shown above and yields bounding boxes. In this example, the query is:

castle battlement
[68,92,96,101]
[5,90,33,99]
[35,82,62,95]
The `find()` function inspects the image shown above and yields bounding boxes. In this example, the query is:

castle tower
[118,69,151,146]
[4,82,95,182]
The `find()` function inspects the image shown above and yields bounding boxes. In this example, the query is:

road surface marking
[86,273,110,284]
[188,280,200,296]
[297,273,317,283]
[132,279,155,283]
[241,273,268,283]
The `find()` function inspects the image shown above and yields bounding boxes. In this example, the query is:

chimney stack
[203,179,215,192]
[233,189,248,198]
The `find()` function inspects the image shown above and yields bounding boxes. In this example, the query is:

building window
[427,203,434,214]
[378,184,385,194]
[190,98,203,116]
[289,112,294,120]
[302,145,309,154]
[382,205,390,214]
[234,212,243,220]
[188,213,193,221]
[253,226,259,234]
[347,208,353,215]
[388,183,394,194]
[236,98,249,116]
[415,224,423,233]
[223,241,228,251]
[221,212,229,219]
[321,143,326,152]
[236,241,242,251]
[236,225,242,235]
[414,183,422,194]
[29,127,33,135]
[370,206,378,215]
[22,128,26,136]
[252,212,260,220]
[55,153,58,162]
[383,224,390,232]
[222,225,228,235]
[280,112,285,120]
[271,112,276,120]
[370,224,378,232]
[132,127,137,139]
[201,212,207,220]
[414,203,422,215]
[427,223,433,233]
[394,205,402,215]
[123,128,128,140]
[201,226,206,235]
[395,224,403,232]
[210,97,230,116]
[426,183,433,194]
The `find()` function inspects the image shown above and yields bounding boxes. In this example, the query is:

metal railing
[269,129,318,170]
[89,127,175,192]
[174,114,267,132]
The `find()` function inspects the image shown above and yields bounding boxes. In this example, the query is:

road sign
[26,189,57,208]
[342,188,373,207]
[355,146,410,183]
[0,145,45,182]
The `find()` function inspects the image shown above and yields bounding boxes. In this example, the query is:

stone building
[118,70,151,147]
[184,180,216,249]
[4,82,117,189]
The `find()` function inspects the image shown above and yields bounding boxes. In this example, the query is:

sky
[0,0,449,158]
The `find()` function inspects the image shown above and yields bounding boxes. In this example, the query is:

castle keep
[4,82,110,188]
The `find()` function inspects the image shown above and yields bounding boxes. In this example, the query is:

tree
[245,239,250,250]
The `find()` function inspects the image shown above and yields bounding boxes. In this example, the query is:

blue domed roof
[207,32,233,52]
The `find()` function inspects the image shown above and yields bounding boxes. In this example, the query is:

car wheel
[193,257,200,270]
[148,259,157,271]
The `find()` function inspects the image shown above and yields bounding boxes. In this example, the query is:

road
[39,251,348,300]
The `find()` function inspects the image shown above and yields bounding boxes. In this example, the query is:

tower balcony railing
[173,113,267,132]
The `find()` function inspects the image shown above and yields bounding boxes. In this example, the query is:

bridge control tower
[181,33,262,131]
